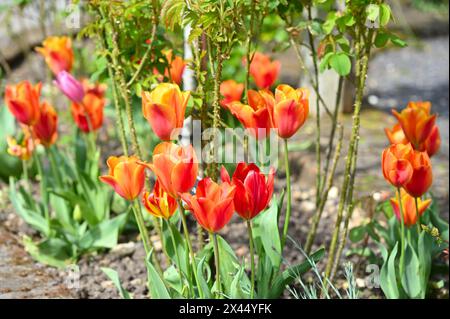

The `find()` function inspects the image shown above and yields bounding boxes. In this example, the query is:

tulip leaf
[78,213,128,250]
[197,256,213,299]
[253,201,282,269]
[401,242,422,298]
[101,268,133,299]
[230,262,250,299]
[379,242,400,299]
[349,225,366,243]
[23,236,72,268]
[269,247,325,298]
[418,232,433,298]
[162,219,189,277]
[145,251,171,299]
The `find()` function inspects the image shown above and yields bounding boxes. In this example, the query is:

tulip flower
[249,52,281,89]
[381,143,414,188]
[100,156,146,201]
[81,79,107,99]
[267,85,310,139]
[422,124,441,157]
[142,83,191,141]
[36,36,74,75]
[55,71,85,103]
[165,51,187,86]
[227,90,273,139]
[181,177,236,234]
[5,81,41,126]
[142,142,198,198]
[392,104,436,150]
[220,80,244,109]
[403,150,433,198]
[384,123,408,145]
[71,93,105,133]
[221,163,275,220]
[142,180,178,220]
[33,102,58,147]
[7,134,34,161]
[390,190,431,227]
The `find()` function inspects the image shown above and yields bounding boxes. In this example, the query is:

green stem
[212,232,222,298]
[31,138,50,229]
[168,219,186,296]
[47,147,63,187]
[22,159,30,193]
[414,197,422,234]
[281,138,292,249]
[178,200,203,298]
[133,200,164,277]
[397,188,406,276]
[247,220,256,299]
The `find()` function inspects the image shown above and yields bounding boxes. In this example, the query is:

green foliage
[0,106,22,181]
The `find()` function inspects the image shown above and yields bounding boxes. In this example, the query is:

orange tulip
[220,80,244,109]
[381,143,414,188]
[33,102,58,147]
[81,79,107,99]
[403,150,433,198]
[227,90,273,139]
[390,190,431,227]
[142,83,190,141]
[36,36,74,75]
[384,123,408,145]
[71,93,105,133]
[422,124,441,157]
[165,51,187,86]
[392,104,436,150]
[142,142,198,198]
[142,180,178,220]
[5,81,41,126]
[6,129,34,161]
[266,85,309,139]
[181,178,236,233]
[100,156,146,201]
[249,52,281,89]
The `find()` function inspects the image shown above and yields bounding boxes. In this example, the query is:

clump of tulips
[376,101,447,298]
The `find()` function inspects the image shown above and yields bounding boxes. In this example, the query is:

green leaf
[418,232,433,298]
[79,213,128,250]
[349,225,366,243]
[379,242,400,299]
[197,257,213,299]
[23,236,72,268]
[0,107,22,181]
[379,4,391,26]
[390,34,408,48]
[230,263,250,299]
[366,4,380,22]
[329,53,352,76]
[146,251,171,299]
[401,243,422,298]
[253,201,282,269]
[375,32,390,48]
[162,219,189,277]
[270,248,325,298]
[101,268,132,299]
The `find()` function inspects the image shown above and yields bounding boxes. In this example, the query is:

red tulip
[403,150,433,198]
[422,124,441,157]
[267,85,309,139]
[5,81,41,126]
[390,190,431,227]
[221,163,275,220]
[392,102,436,150]
[100,156,146,201]
[381,143,414,188]
[33,102,58,147]
[227,90,273,139]
[181,178,236,233]
[220,80,244,109]
[142,142,198,198]
[249,52,281,89]
[384,123,408,145]
[142,83,190,141]
[71,93,105,133]
[142,180,178,220]
[36,36,74,75]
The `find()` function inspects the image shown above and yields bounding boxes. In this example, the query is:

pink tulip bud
[54,71,85,103]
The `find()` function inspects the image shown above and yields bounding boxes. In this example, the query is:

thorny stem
[244,0,256,102]
[307,6,322,212]
[324,27,374,281]
[247,220,256,299]
[305,125,344,254]
[281,139,292,249]
[212,232,222,298]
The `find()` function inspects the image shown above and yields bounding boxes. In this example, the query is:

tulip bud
[55,71,85,103]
